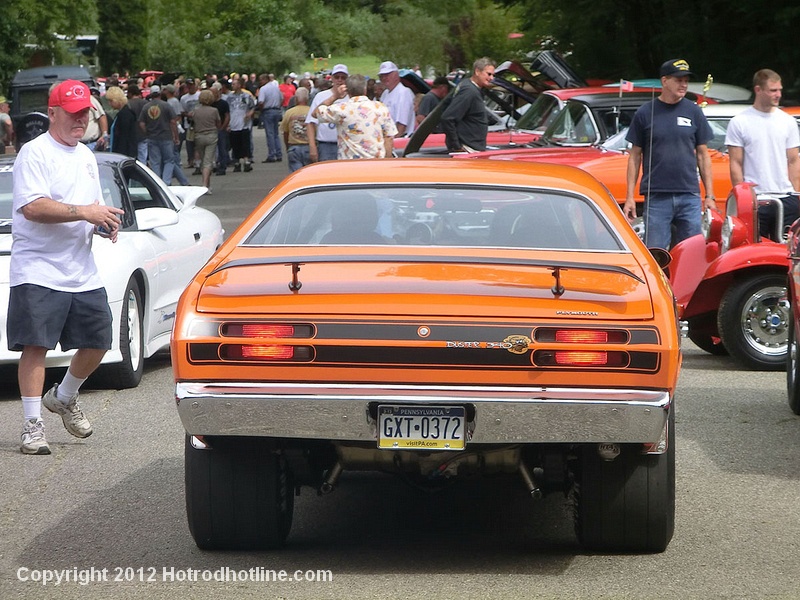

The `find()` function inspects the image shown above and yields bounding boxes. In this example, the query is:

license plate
[378,405,466,450]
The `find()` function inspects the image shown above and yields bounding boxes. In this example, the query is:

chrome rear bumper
[175,382,671,445]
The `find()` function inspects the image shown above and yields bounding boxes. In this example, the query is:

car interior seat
[320,193,386,244]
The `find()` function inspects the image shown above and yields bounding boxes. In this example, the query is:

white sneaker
[42,384,93,438]
[21,419,51,455]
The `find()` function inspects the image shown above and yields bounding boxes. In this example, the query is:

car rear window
[244,186,624,251]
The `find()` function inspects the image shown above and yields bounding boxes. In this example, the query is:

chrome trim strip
[176,382,670,444]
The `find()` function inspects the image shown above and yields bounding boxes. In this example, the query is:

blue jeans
[147,139,176,183]
[643,192,702,249]
[758,194,799,241]
[137,140,148,164]
[317,141,338,162]
[172,143,189,185]
[287,144,310,172]
[216,131,231,171]
[263,107,283,160]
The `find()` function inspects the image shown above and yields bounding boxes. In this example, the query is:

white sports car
[0,153,224,388]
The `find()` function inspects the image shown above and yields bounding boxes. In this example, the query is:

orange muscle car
[171,159,681,553]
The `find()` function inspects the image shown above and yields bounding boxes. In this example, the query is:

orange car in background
[171,159,681,553]
[458,103,752,212]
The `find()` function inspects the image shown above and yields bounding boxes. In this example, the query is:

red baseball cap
[48,80,93,113]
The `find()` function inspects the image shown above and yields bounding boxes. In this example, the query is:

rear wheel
[95,279,144,389]
[717,273,788,370]
[575,406,675,553]
[185,435,294,550]
[787,309,800,414]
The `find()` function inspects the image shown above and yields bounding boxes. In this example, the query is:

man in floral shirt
[312,74,397,159]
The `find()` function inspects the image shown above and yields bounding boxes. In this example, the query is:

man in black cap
[623,58,715,249]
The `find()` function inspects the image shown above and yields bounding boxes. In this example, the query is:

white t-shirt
[11,132,104,291]
[725,106,800,194]
[305,90,349,143]
[380,83,416,136]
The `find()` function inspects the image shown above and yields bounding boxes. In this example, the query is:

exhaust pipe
[518,460,543,499]
[319,462,344,495]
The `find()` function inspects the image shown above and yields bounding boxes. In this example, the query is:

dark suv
[9,65,95,149]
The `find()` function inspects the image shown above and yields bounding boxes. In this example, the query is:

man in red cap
[10,79,125,455]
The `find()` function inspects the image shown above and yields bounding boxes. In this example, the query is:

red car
[670,183,790,370]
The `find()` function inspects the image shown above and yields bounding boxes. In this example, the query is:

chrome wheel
[124,285,143,371]
[718,273,788,370]
[740,285,789,357]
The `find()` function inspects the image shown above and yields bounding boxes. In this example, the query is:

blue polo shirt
[626,97,713,195]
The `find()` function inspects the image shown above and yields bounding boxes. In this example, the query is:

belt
[317,141,337,145]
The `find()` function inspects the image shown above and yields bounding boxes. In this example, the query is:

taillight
[219,344,314,361]
[555,330,607,344]
[534,350,628,367]
[220,323,314,338]
[536,328,629,344]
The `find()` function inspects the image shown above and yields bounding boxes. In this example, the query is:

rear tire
[717,273,788,371]
[96,279,144,389]
[575,406,675,553]
[787,309,800,415]
[185,435,294,550]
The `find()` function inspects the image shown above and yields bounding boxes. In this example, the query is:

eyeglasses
[332,74,347,80]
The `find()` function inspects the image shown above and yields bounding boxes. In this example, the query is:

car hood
[193,250,655,320]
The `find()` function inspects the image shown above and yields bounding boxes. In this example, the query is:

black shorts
[7,284,113,352]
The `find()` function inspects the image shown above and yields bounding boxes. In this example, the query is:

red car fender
[675,240,788,320]
[668,234,716,313]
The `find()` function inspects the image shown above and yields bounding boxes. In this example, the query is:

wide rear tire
[575,406,675,553]
[185,435,294,550]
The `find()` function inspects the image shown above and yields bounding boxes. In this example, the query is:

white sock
[57,371,86,402]
[22,397,42,421]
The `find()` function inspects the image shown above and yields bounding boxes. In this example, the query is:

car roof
[11,66,94,87]
[700,103,752,117]
[0,151,133,169]
[566,91,660,108]
[275,158,613,198]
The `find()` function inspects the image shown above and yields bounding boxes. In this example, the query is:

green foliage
[98,0,147,74]
[366,7,447,72]
[454,4,527,65]
[1,0,99,94]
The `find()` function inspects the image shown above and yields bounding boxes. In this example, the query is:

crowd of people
[83,57,498,186]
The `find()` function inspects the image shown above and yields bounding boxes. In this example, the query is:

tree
[98,0,147,75]
[0,0,98,94]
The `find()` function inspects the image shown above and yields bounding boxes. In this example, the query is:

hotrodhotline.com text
[16,566,334,586]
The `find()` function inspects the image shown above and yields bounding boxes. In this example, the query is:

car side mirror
[135,207,179,231]
[649,247,672,270]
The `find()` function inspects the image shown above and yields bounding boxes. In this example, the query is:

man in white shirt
[378,61,416,137]
[305,64,350,162]
[10,80,124,455]
[726,68,800,240]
